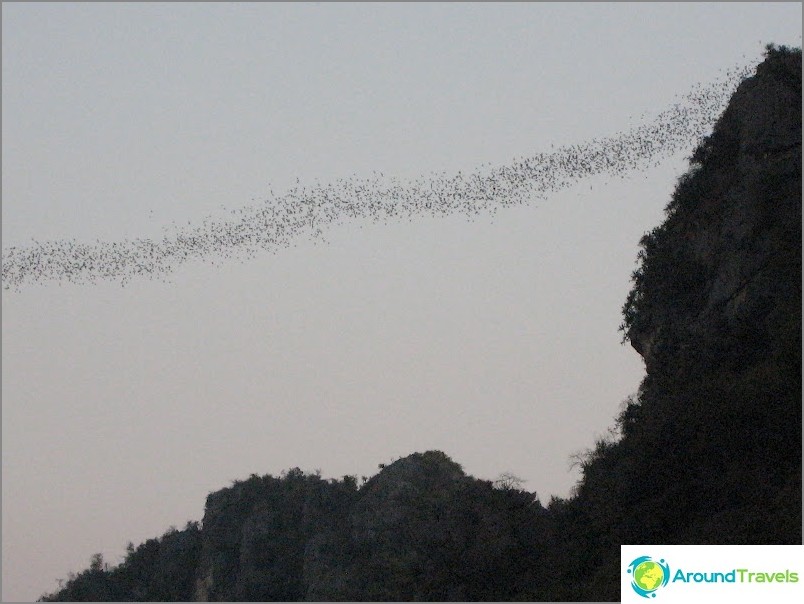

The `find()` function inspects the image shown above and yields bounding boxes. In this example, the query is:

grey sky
[2,3,801,601]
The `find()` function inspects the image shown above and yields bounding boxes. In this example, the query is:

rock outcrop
[189,451,541,601]
[624,48,801,373]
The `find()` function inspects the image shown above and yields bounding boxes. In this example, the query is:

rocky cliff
[190,452,541,601]
[568,45,801,599]
[624,47,801,374]
[41,46,801,602]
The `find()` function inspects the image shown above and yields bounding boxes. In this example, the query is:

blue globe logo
[627,556,670,598]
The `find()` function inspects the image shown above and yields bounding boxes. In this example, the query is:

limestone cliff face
[191,470,357,601]
[625,49,801,373]
[550,49,803,602]
[189,451,541,601]
[190,453,468,601]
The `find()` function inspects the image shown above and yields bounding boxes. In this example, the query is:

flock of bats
[1,64,753,291]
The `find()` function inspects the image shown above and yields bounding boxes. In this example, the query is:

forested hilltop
[42,45,801,602]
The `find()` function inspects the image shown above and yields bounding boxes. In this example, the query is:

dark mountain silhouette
[41,45,801,602]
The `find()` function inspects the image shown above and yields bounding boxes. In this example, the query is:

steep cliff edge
[41,47,801,602]
[562,45,801,600]
[623,46,801,374]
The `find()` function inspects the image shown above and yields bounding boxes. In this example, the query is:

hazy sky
[2,3,801,601]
